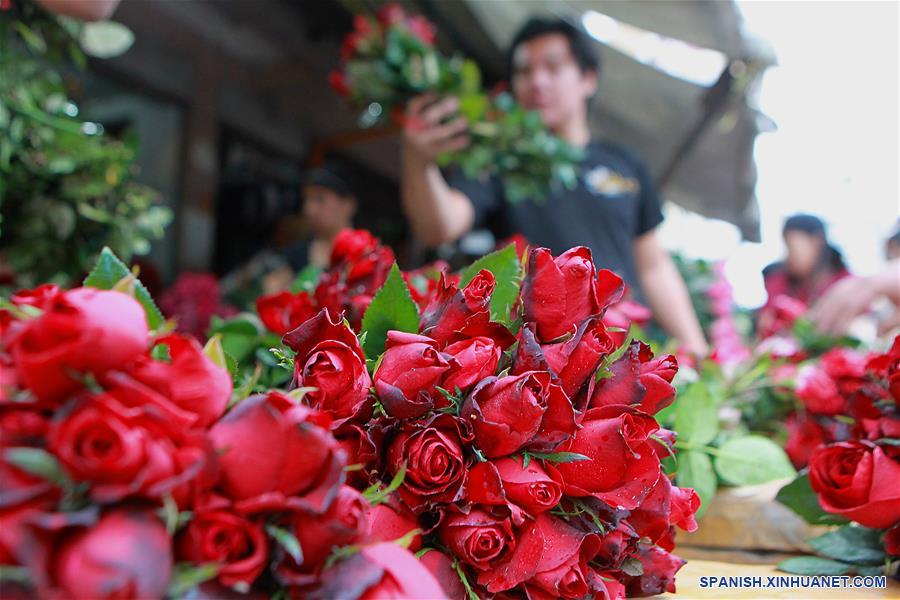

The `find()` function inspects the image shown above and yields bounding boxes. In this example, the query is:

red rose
[312,542,446,600]
[178,507,268,587]
[403,261,452,310]
[628,475,699,551]
[385,413,471,510]
[588,341,677,415]
[796,366,845,415]
[602,298,652,346]
[439,507,516,571]
[10,284,60,309]
[209,392,344,514]
[546,406,661,510]
[522,515,602,600]
[278,485,368,583]
[9,288,148,403]
[420,270,494,346]
[466,458,562,519]
[331,229,379,265]
[283,309,372,428]
[0,460,58,565]
[622,544,685,596]
[328,69,350,97]
[374,331,451,419]
[335,423,381,488]
[0,406,49,447]
[406,15,437,45]
[514,317,614,398]
[48,394,211,503]
[50,508,172,600]
[885,523,900,556]
[104,333,232,429]
[256,290,316,335]
[521,247,623,342]
[418,549,467,599]
[441,336,501,394]
[593,521,638,571]
[461,371,576,458]
[808,441,900,528]
[784,415,831,469]
[362,495,422,550]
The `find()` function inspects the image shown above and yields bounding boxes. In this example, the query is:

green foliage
[676,450,716,519]
[1,3,170,288]
[807,526,886,566]
[360,263,419,360]
[674,384,719,448]
[712,435,796,486]
[83,247,164,329]
[775,474,850,526]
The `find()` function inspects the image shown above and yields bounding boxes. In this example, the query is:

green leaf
[291,265,323,293]
[674,384,718,448]
[713,435,796,486]
[808,526,886,565]
[4,447,69,486]
[202,334,229,371]
[364,464,406,505]
[677,450,716,519]
[775,474,850,526]
[360,263,419,359]
[166,563,219,598]
[777,556,854,576]
[526,451,590,464]
[267,524,304,564]
[83,247,163,329]
[621,556,644,577]
[458,243,522,325]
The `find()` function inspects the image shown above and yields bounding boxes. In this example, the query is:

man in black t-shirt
[400,17,707,355]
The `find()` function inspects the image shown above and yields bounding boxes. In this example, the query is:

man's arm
[809,259,900,335]
[633,231,709,357]
[400,95,475,248]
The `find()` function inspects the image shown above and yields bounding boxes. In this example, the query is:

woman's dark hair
[783,213,846,274]
[506,17,600,81]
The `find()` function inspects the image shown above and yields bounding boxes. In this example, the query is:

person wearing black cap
[762,214,850,309]
[283,163,358,272]
[399,16,708,356]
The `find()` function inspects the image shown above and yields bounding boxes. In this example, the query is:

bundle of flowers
[159,272,237,341]
[776,337,900,578]
[330,3,583,203]
[2,234,700,598]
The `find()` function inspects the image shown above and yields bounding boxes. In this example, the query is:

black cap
[304,162,355,199]
[783,214,826,236]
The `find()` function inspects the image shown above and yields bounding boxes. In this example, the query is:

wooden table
[656,560,899,599]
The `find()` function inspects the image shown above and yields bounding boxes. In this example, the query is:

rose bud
[419,270,494,346]
[808,440,900,528]
[418,549,467,599]
[439,507,516,571]
[48,394,210,503]
[385,413,471,510]
[256,290,316,336]
[9,288,148,404]
[9,284,60,310]
[441,336,501,394]
[588,341,678,416]
[522,247,623,343]
[177,508,268,588]
[521,514,602,600]
[461,371,576,458]
[103,333,232,429]
[362,495,422,550]
[784,415,830,469]
[622,544,686,596]
[593,521,638,570]
[311,542,446,600]
[209,392,344,514]
[627,475,699,551]
[514,317,614,398]
[51,508,172,600]
[283,309,372,429]
[546,406,661,511]
[374,331,451,419]
[277,485,368,582]
[795,366,845,415]
[820,347,867,395]
[330,228,380,266]
[494,458,562,516]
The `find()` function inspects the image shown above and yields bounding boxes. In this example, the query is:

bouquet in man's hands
[330,3,583,203]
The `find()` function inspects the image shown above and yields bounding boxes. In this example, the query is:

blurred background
[2,0,898,310]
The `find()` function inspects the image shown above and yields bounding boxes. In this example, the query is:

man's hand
[402,94,470,164]
[809,261,900,335]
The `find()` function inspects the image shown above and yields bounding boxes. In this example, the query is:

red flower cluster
[278,244,698,598]
[159,272,237,340]
[0,284,439,598]
[256,229,395,335]
[785,338,900,553]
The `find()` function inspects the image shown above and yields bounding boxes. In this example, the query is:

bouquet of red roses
[0,253,444,599]
[330,3,583,203]
[776,337,900,578]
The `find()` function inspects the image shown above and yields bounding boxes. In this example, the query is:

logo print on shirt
[584,165,640,197]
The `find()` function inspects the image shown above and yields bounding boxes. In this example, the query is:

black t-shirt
[448,140,663,294]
